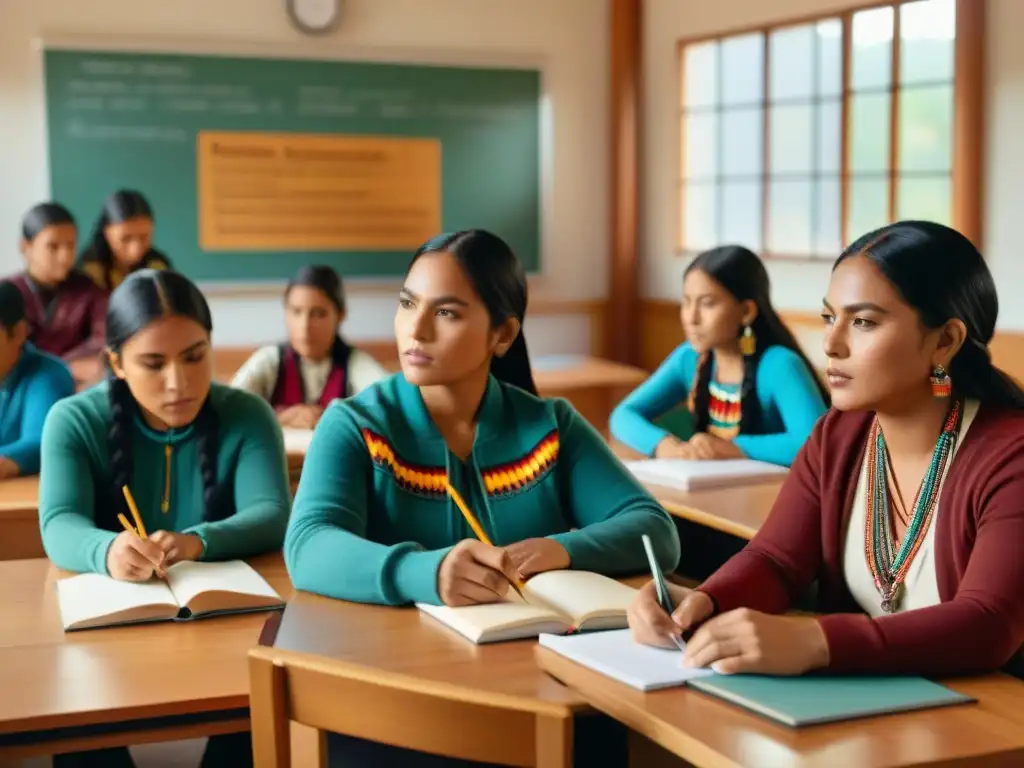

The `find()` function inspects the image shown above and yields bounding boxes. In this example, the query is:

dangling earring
[930,365,952,398]
[739,325,756,357]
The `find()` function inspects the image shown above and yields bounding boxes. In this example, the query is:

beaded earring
[930,365,952,398]
[738,325,756,357]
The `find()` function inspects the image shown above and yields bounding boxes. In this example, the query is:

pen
[445,480,526,596]
[642,534,686,651]
[121,485,148,539]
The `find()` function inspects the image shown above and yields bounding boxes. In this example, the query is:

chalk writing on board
[66,121,189,142]
[196,131,442,251]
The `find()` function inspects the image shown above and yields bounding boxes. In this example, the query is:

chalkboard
[43,48,542,282]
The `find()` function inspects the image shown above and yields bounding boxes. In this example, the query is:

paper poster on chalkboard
[43,48,542,283]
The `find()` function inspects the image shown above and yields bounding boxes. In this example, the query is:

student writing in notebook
[78,189,171,293]
[231,265,388,428]
[39,270,290,767]
[5,203,107,386]
[0,282,75,480]
[286,229,674,766]
[627,222,1024,679]
[610,246,828,467]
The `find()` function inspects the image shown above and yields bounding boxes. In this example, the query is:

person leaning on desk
[286,229,681,767]
[628,221,1024,680]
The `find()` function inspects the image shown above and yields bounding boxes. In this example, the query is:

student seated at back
[231,265,388,429]
[628,222,1024,680]
[78,189,171,293]
[610,246,828,467]
[6,202,107,387]
[39,270,290,768]
[0,282,75,480]
[286,230,678,766]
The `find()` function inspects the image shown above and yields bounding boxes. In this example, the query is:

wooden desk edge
[658,497,758,541]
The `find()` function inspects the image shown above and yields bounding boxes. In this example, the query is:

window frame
[675,0,985,260]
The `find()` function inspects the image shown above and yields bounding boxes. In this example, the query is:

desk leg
[534,714,572,768]
[627,731,694,768]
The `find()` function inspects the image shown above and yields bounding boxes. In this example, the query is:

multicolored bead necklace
[707,380,741,439]
[864,399,963,613]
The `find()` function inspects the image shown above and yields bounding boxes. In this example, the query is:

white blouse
[230,344,388,405]
[843,400,979,617]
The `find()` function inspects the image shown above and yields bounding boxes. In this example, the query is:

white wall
[643,0,1024,332]
[0,0,609,350]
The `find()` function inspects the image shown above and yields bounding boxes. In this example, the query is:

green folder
[688,674,975,727]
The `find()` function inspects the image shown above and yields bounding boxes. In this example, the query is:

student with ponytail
[5,202,107,385]
[629,222,1024,680]
[287,229,676,765]
[610,245,828,467]
[231,264,388,428]
[78,190,171,293]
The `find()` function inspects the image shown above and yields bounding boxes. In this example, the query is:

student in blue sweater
[287,229,680,766]
[610,246,828,467]
[0,281,74,479]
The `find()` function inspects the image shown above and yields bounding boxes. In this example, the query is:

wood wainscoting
[639,298,1024,384]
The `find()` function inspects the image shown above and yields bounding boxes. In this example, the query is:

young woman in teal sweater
[610,246,829,468]
[286,229,680,766]
[40,269,290,768]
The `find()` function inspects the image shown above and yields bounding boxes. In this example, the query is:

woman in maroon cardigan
[629,220,1024,678]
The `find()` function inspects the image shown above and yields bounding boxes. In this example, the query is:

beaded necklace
[864,399,962,614]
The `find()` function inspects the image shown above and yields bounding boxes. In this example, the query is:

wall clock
[286,0,342,35]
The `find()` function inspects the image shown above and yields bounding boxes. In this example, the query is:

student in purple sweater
[629,221,1024,678]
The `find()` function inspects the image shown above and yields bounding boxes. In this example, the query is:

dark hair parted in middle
[685,245,830,434]
[105,269,226,529]
[286,264,346,314]
[836,220,1024,410]
[407,229,538,396]
[21,202,75,241]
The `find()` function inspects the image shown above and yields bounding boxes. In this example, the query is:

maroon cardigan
[698,404,1024,677]
[6,272,106,361]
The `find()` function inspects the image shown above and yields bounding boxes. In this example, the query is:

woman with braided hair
[610,245,828,468]
[38,268,289,766]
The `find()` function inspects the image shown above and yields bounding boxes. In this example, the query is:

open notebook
[540,630,974,726]
[624,458,788,491]
[282,428,314,454]
[56,560,285,631]
[417,570,638,644]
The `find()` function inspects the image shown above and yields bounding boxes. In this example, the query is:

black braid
[194,398,226,522]
[106,377,136,530]
[738,351,762,435]
[690,352,714,434]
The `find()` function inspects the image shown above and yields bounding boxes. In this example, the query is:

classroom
[3,0,1024,765]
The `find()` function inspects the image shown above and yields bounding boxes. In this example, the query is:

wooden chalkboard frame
[39,34,550,291]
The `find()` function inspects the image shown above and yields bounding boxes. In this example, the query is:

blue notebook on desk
[688,674,975,727]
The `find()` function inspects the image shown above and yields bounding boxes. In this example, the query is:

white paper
[624,458,788,491]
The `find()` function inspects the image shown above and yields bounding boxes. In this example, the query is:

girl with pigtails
[37,269,290,767]
[610,245,828,468]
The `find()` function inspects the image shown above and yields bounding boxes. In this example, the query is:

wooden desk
[0,553,291,759]
[0,476,43,561]
[649,480,783,541]
[536,648,1024,767]
[533,357,647,437]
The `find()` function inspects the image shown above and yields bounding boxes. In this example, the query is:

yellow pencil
[444,480,526,594]
[121,485,148,540]
[117,513,138,537]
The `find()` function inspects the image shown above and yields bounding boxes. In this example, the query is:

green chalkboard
[43,48,541,282]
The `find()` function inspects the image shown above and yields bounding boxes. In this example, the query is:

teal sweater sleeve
[732,347,828,467]
[549,400,681,572]
[38,398,118,574]
[284,403,449,605]
[182,395,291,560]
[609,343,698,456]
[0,359,75,475]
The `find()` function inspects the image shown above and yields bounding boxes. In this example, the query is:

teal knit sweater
[39,382,291,574]
[285,373,681,605]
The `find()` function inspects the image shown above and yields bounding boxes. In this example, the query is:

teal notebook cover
[688,675,974,727]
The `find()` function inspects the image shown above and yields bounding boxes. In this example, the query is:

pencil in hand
[444,480,527,596]
[121,485,148,539]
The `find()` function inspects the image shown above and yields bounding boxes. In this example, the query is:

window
[677,0,983,260]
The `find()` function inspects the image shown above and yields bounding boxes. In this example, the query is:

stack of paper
[624,458,788,491]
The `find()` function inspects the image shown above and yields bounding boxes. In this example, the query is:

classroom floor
[10,739,205,767]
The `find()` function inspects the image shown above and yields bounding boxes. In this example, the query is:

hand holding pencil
[105,486,166,582]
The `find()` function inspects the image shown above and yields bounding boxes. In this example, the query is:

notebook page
[165,560,281,608]
[624,458,787,491]
[56,573,177,629]
[417,589,567,643]
[539,629,714,691]
[282,428,314,454]
[523,570,637,624]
